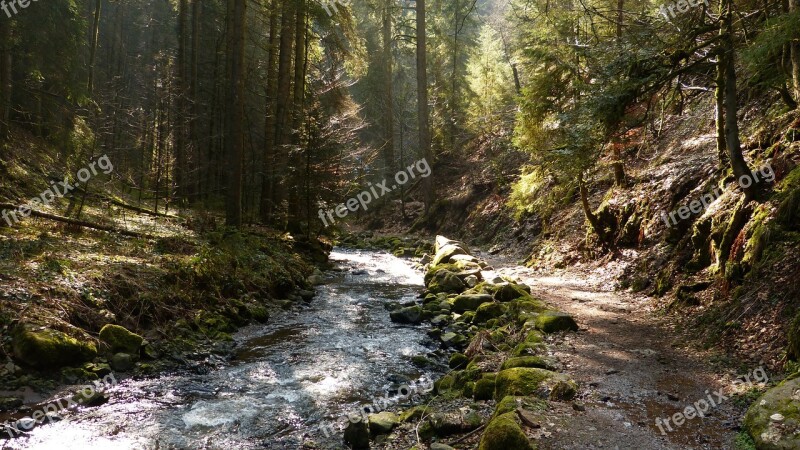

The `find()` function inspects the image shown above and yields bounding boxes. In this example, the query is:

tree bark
[790,0,800,104]
[190,0,201,200]
[383,0,395,177]
[0,204,147,238]
[416,0,434,211]
[87,0,102,97]
[260,0,279,223]
[720,1,755,198]
[273,0,296,228]
[224,0,247,227]
[0,19,11,141]
[174,0,189,201]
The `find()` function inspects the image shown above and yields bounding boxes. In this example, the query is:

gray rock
[110,353,135,371]
[390,306,423,324]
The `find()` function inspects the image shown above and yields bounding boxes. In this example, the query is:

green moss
[478,412,534,450]
[494,396,521,418]
[474,302,507,323]
[453,294,494,313]
[99,324,144,355]
[449,353,469,369]
[11,325,97,369]
[495,367,576,401]
[474,373,497,400]
[500,356,555,371]
[512,342,547,357]
[399,406,430,423]
[744,376,800,449]
[535,311,579,333]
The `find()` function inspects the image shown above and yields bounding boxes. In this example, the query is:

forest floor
[481,253,765,449]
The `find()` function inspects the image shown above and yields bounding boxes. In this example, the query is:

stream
[2,249,443,449]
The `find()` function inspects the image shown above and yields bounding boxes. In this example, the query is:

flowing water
[2,249,442,450]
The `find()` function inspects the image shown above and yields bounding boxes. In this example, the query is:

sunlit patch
[181,398,265,428]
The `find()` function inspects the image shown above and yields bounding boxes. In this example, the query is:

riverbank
[0,211,327,424]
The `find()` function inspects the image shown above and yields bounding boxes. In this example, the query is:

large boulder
[745,376,800,449]
[11,325,97,369]
[494,367,577,401]
[428,270,466,294]
[368,411,399,436]
[390,306,423,324]
[344,420,370,449]
[474,302,507,323]
[453,294,494,313]
[535,311,579,333]
[99,324,144,354]
[478,412,534,450]
[432,244,469,266]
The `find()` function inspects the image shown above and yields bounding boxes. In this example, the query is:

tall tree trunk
[287,0,306,232]
[292,0,306,135]
[721,1,755,199]
[416,0,434,211]
[273,0,296,228]
[611,0,626,186]
[174,0,189,202]
[790,0,800,104]
[0,19,11,141]
[715,0,728,166]
[383,0,395,177]
[87,0,102,97]
[224,0,246,227]
[190,0,201,200]
[260,0,279,223]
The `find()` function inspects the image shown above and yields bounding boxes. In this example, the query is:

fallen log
[74,187,178,219]
[0,203,148,238]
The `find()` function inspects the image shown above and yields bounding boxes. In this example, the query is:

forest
[0,0,799,448]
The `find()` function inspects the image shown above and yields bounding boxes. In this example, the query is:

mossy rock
[435,374,457,394]
[428,269,467,295]
[399,405,430,423]
[744,376,800,449]
[453,294,494,313]
[344,420,370,449]
[494,396,521,418]
[478,412,534,450]
[495,367,577,401]
[99,324,144,355]
[246,304,270,323]
[512,342,547,357]
[390,305,423,324]
[525,331,545,344]
[474,374,497,400]
[432,244,469,266]
[459,311,476,323]
[369,411,399,436]
[535,311,578,333]
[495,284,531,302]
[11,325,97,369]
[474,302,507,323]
[501,356,556,371]
[462,381,475,398]
[449,353,469,369]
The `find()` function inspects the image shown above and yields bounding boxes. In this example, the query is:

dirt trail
[487,261,753,450]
